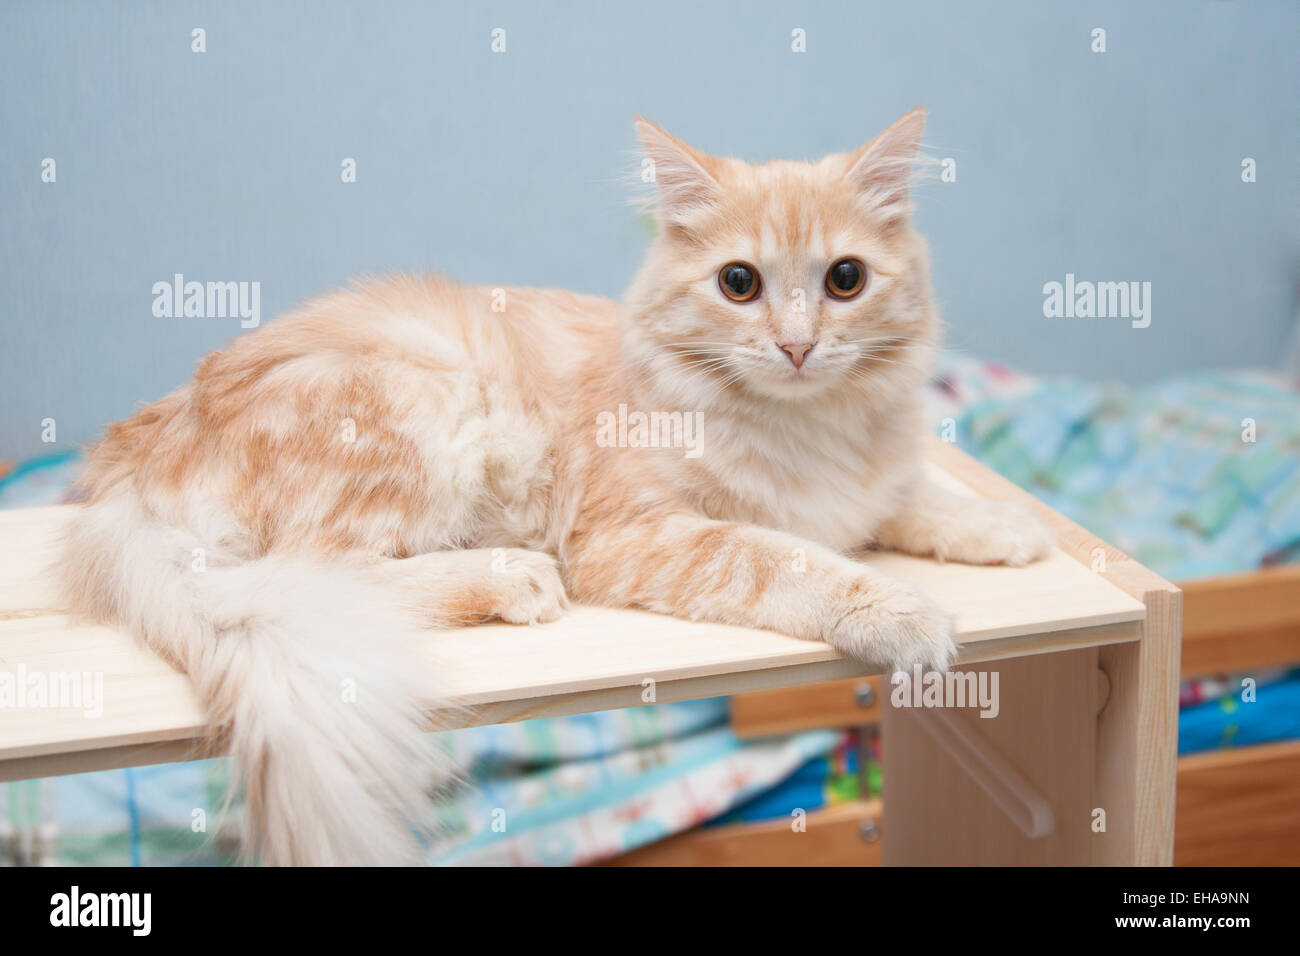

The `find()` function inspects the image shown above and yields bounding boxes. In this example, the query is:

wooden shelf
[0,455,1144,784]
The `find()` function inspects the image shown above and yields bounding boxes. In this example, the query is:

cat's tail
[62,490,451,866]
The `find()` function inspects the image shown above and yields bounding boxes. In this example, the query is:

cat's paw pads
[829,580,956,674]
[488,550,569,624]
[939,501,1054,567]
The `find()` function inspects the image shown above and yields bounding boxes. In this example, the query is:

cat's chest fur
[657,397,922,553]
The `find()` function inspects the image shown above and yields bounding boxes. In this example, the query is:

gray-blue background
[2,0,1296,460]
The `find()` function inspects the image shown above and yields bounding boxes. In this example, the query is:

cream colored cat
[63,108,1052,865]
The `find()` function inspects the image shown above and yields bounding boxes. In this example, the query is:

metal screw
[859,820,879,843]
[855,682,876,708]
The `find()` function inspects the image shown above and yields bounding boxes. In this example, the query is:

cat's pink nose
[779,342,814,369]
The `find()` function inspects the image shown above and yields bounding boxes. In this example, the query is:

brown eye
[826,258,867,299]
[719,262,761,302]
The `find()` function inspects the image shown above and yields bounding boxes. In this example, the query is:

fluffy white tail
[63,492,450,865]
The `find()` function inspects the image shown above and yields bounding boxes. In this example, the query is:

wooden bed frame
[610,450,1300,867]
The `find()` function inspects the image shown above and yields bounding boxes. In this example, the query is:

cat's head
[624,109,939,406]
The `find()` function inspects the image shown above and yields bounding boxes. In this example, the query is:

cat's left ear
[846,107,926,222]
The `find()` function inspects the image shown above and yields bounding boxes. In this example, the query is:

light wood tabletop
[0,454,1145,783]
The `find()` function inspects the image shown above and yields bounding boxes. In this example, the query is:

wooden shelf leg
[1092,583,1182,865]
[882,649,1098,865]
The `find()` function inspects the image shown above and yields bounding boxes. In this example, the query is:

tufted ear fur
[845,107,926,223]
[635,117,725,227]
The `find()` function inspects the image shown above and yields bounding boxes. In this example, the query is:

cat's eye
[825,258,868,299]
[718,262,761,302]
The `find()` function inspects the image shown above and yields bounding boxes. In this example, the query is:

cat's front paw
[827,578,956,674]
[936,500,1054,567]
[487,549,570,624]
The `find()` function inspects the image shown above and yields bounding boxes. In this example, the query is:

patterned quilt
[939,367,1300,580]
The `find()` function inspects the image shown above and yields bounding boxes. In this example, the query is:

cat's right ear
[635,118,723,226]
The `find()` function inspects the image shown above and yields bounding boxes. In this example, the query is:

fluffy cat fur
[62,108,1053,865]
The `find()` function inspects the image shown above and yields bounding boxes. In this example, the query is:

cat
[61,108,1053,865]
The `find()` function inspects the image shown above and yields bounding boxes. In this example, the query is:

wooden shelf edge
[1,618,1140,781]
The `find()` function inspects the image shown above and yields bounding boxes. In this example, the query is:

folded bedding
[711,733,877,826]
[1178,669,1300,755]
[940,363,1300,580]
[432,712,840,865]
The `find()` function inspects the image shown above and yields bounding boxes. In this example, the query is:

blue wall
[2,0,1296,460]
